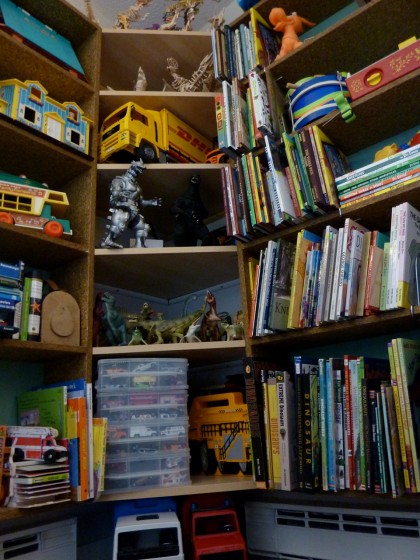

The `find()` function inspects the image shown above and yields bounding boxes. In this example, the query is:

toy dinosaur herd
[93,290,244,346]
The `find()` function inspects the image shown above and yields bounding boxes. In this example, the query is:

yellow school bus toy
[98,102,213,164]
[189,392,252,476]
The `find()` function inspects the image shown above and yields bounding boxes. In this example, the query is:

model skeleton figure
[100,160,161,249]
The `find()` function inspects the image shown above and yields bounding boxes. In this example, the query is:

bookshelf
[0,0,100,519]
[94,27,250,498]
[221,0,420,512]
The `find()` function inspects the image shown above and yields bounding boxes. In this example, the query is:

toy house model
[0,78,91,154]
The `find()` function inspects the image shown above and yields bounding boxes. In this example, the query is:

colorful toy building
[0,78,91,154]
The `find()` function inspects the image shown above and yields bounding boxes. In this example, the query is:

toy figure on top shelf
[100,160,162,249]
[170,174,211,246]
[269,8,315,60]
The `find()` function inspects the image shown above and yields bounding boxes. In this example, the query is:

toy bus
[188,392,252,475]
[0,171,72,238]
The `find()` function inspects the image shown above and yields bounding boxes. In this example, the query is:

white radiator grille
[245,502,420,560]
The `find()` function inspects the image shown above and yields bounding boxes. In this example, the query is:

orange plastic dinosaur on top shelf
[269,7,315,60]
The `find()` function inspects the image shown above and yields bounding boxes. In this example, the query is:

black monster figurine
[171,175,211,246]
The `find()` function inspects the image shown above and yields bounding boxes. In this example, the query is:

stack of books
[0,259,24,339]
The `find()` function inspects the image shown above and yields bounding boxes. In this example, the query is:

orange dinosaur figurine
[269,7,315,59]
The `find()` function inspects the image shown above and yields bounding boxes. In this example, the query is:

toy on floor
[269,8,315,60]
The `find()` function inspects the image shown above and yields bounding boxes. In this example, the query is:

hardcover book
[276,371,298,491]
[17,386,67,438]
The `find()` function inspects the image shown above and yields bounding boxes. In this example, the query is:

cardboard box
[346,38,420,101]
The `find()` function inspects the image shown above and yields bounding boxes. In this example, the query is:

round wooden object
[41,291,80,346]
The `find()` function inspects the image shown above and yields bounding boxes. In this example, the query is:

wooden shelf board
[96,163,226,239]
[93,340,245,367]
[94,246,239,299]
[98,91,217,140]
[0,340,89,362]
[98,474,256,502]
[248,307,420,354]
[0,115,93,187]
[0,222,88,268]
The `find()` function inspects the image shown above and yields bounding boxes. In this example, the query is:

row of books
[249,201,420,337]
[220,125,354,244]
[10,379,107,504]
[337,143,420,207]
[211,9,280,83]
[0,258,46,341]
[244,339,420,497]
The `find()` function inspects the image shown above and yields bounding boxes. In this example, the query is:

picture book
[67,396,89,501]
[288,229,322,329]
[382,383,406,497]
[344,229,365,318]
[316,225,338,325]
[267,370,281,488]
[248,70,273,137]
[394,338,420,492]
[17,386,67,438]
[276,371,298,491]
[249,8,276,68]
[318,359,328,490]
[364,230,390,315]
[93,417,108,496]
[266,238,296,332]
[343,355,356,490]
[395,202,420,309]
[355,230,372,317]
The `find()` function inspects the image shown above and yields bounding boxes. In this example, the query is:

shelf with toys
[0,0,100,518]
[94,26,249,500]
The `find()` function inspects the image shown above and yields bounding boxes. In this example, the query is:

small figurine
[101,292,128,346]
[134,65,148,91]
[171,175,211,246]
[166,54,215,92]
[100,160,162,249]
[269,8,315,60]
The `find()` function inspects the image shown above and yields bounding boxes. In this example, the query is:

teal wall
[0,362,43,425]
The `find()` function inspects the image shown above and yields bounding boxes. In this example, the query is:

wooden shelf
[0,340,88,362]
[94,246,239,300]
[247,307,420,355]
[93,340,245,367]
[98,474,256,502]
[96,163,226,239]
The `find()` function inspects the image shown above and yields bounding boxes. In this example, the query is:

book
[248,70,273,137]
[17,386,67,438]
[66,408,80,501]
[364,231,390,315]
[267,369,281,488]
[294,356,319,490]
[256,240,277,336]
[344,228,365,318]
[383,383,405,497]
[298,127,329,210]
[355,230,372,317]
[266,238,296,332]
[328,227,344,322]
[93,417,108,496]
[311,125,350,208]
[336,218,369,320]
[387,205,400,310]
[387,341,411,491]
[67,396,89,501]
[343,355,356,490]
[276,371,298,491]
[395,202,420,309]
[315,226,338,326]
[380,241,391,311]
[288,229,322,329]
[264,135,298,222]
[243,357,271,488]
[318,359,328,491]
[249,8,275,68]
[322,226,339,324]
[394,338,420,492]
[261,369,273,488]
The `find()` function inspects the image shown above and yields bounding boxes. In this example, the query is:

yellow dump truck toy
[98,102,213,164]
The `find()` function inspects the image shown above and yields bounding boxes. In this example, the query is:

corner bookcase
[93,27,253,500]
[0,0,100,522]
[229,0,420,511]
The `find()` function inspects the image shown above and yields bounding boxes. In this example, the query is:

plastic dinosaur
[101,292,128,346]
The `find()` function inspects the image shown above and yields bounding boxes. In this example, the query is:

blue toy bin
[288,72,351,130]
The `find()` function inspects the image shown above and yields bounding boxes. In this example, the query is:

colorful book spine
[267,371,281,488]
[276,371,298,491]
[67,396,89,501]
[93,417,108,496]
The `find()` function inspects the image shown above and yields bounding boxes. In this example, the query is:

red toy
[269,8,315,60]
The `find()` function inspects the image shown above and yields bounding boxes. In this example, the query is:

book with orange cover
[67,396,89,501]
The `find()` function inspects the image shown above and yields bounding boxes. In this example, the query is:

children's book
[93,417,108,496]
[17,386,67,438]
[276,371,298,491]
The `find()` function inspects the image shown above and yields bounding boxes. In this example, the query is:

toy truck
[188,392,252,475]
[5,426,68,465]
[98,102,213,164]
[0,171,72,237]
[190,501,247,560]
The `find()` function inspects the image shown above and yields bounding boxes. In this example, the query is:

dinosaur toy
[200,290,223,342]
[268,8,315,60]
[101,292,129,346]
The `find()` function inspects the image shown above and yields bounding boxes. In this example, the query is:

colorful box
[346,38,420,101]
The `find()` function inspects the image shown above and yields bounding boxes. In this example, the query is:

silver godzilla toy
[100,160,161,249]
